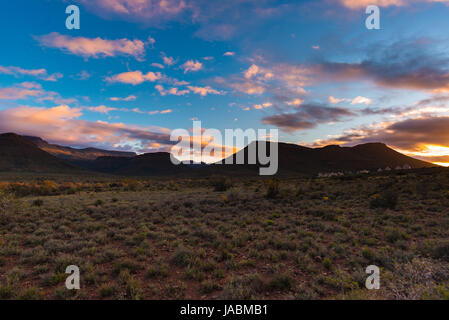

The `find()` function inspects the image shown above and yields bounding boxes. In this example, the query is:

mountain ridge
[24,135,136,161]
[0,132,438,176]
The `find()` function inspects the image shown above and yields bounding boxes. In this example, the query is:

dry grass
[0,170,449,300]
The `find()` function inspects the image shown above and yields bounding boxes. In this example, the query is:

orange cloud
[253,102,272,110]
[106,70,162,85]
[181,60,203,73]
[339,0,405,9]
[155,85,190,96]
[0,87,43,100]
[80,0,187,21]
[163,56,176,66]
[0,65,62,81]
[109,95,137,101]
[85,105,118,114]
[187,85,222,96]
[338,0,449,9]
[36,33,146,60]
[0,105,173,152]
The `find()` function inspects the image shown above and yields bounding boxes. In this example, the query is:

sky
[1,0,449,165]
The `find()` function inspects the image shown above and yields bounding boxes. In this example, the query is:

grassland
[0,170,449,300]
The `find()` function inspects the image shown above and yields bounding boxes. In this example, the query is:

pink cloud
[36,32,146,60]
[85,105,118,114]
[338,0,449,9]
[0,87,44,100]
[79,0,187,22]
[181,60,203,73]
[106,70,162,85]
[109,95,137,101]
[0,65,63,81]
[163,56,176,66]
[155,85,189,96]
[151,63,165,69]
[0,105,173,152]
[187,85,222,96]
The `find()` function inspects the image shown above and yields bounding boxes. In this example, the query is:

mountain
[0,133,80,173]
[24,136,136,161]
[89,152,203,176]
[216,141,436,175]
[92,141,435,177]
[0,133,437,176]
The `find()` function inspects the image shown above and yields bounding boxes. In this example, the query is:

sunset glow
[1,1,449,162]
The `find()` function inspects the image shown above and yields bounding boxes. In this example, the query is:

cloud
[253,102,272,109]
[148,36,156,47]
[223,51,235,56]
[75,70,91,80]
[244,64,260,79]
[85,105,118,114]
[0,105,174,153]
[19,82,42,90]
[329,96,345,104]
[316,40,449,92]
[162,56,176,66]
[262,104,355,132]
[0,86,44,100]
[187,85,222,96]
[155,85,190,96]
[76,0,291,41]
[338,0,449,9]
[0,82,76,103]
[351,96,372,105]
[106,70,162,85]
[0,65,63,82]
[78,0,187,25]
[109,95,137,101]
[181,60,203,73]
[286,99,303,106]
[216,76,266,95]
[217,61,310,105]
[35,32,146,60]
[338,0,405,9]
[151,63,165,69]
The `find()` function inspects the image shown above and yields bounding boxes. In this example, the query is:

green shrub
[433,242,449,261]
[267,273,294,291]
[370,190,398,209]
[265,179,280,199]
[18,287,42,300]
[0,284,15,299]
[323,258,332,270]
[32,199,44,207]
[112,259,141,275]
[200,280,220,294]
[146,262,169,278]
[221,274,264,299]
[170,247,193,267]
[94,199,104,207]
[98,283,118,298]
[210,176,231,192]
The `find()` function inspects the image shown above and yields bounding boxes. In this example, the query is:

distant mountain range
[0,132,437,176]
[24,136,136,161]
[0,133,79,173]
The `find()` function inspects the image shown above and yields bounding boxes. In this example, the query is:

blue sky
[2,0,449,164]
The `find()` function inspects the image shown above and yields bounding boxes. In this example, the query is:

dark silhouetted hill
[0,133,80,173]
[24,136,136,161]
[215,141,435,175]
[0,133,437,176]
